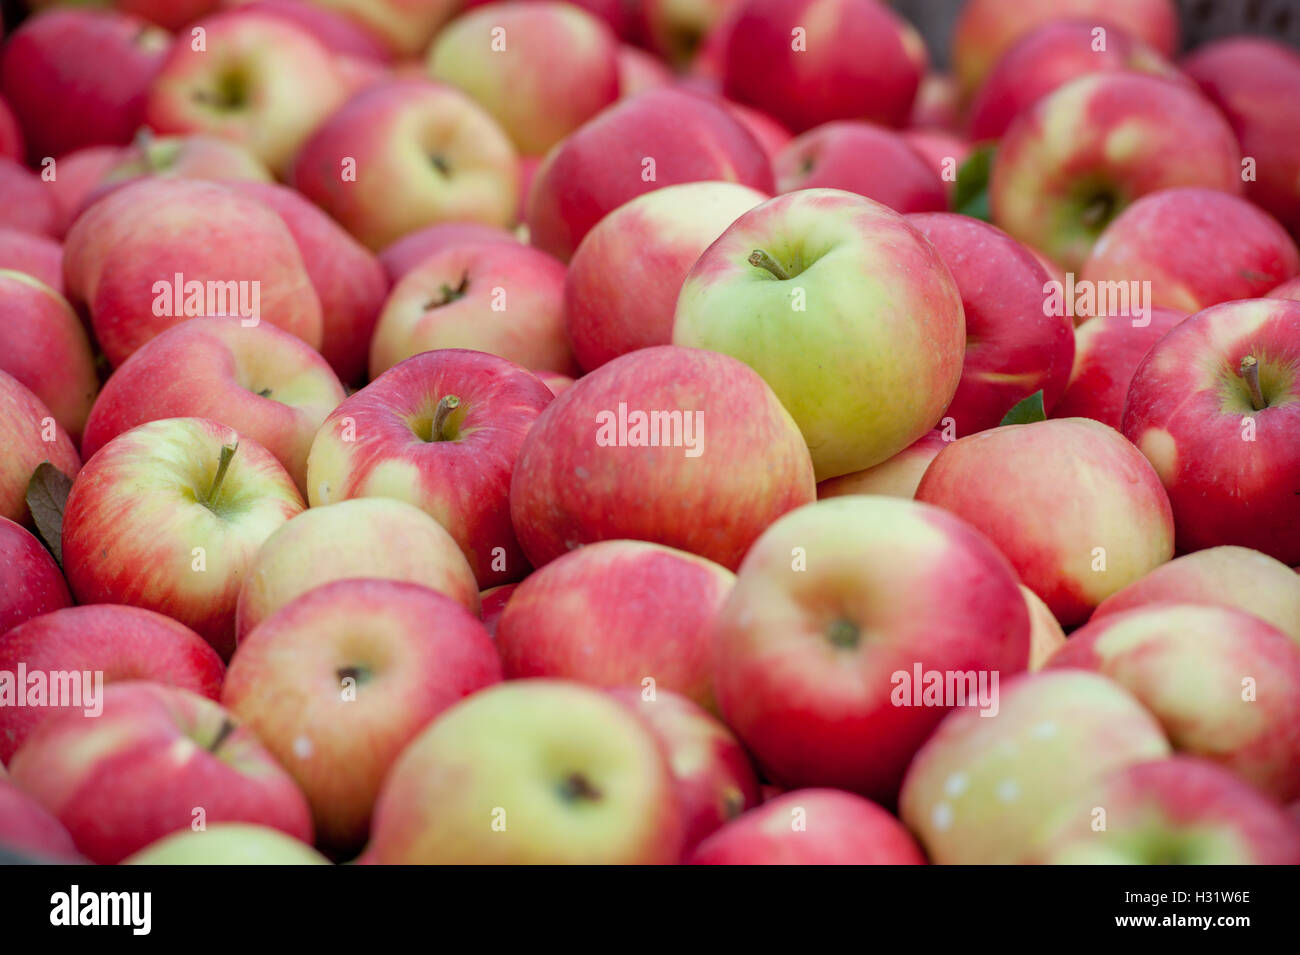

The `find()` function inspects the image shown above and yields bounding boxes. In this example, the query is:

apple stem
[1241,356,1266,411]
[748,249,792,281]
[431,395,461,442]
[203,442,239,507]
[208,718,236,754]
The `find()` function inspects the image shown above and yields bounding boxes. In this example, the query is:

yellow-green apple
[968,20,1184,142]
[1122,299,1300,564]
[688,788,926,864]
[899,669,1172,864]
[378,222,521,284]
[1046,603,1300,802]
[497,540,734,706]
[236,498,480,643]
[44,145,124,236]
[0,95,21,161]
[673,189,965,480]
[146,12,349,175]
[564,180,767,372]
[0,229,63,293]
[223,578,502,851]
[1091,546,1300,645]
[776,123,946,214]
[231,0,394,62]
[290,79,519,252]
[509,345,815,570]
[0,371,80,525]
[0,604,224,762]
[524,88,775,261]
[1050,307,1187,429]
[61,417,304,658]
[8,681,313,865]
[722,0,926,133]
[909,212,1075,435]
[0,159,57,238]
[0,517,70,637]
[63,178,324,367]
[608,686,759,853]
[370,241,575,378]
[951,0,1179,100]
[302,0,460,57]
[0,271,97,443]
[1022,584,1066,670]
[479,582,516,636]
[618,44,673,97]
[917,417,1174,627]
[990,74,1242,271]
[81,318,345,492]
[92,133,273,200]
[125,823,330,865]
[816,430,946,500]
[1183,38,1300,237]
[1035,757,1300,864]
[0,8,169,163]
[307,349,552,588]
[1081,189,1300,313]
[369,679,683,863]
[428,2,620,157]
[0,778,82,862]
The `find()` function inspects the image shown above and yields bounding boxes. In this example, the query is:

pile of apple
[0,0,1299,866]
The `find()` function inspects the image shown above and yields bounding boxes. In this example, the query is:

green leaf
[999,390,1047,427]
[26,462,74,567]
[953,144,996,222]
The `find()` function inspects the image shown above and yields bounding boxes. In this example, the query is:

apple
[232,0,394,62]
[816,429,947,500]
[368,679,683,863]
[0,159,57,239]
[509,345,815,571]
[0,229,63,294]
[909,72,961,131]
[1122,298,1300,565]
[61,417,304,659]
[43,145,124,237]
[0,371,81,525]
[564,180,767,372]
[125,823,330,865]
[525,88,775,261]
[0,95,22,162]
[223,578,502,851]
[618,45,673,98]
[1269,277,1300,302]
[378,222,520,284]
[688,788,926,864]
[899,128,971,202]
[290,79,519,252]
[916,418,1175,627]
[1081,189,1300,313]
[303,0,461,57]
[719,98,792,164]
[899,670,1172,864]
[102,0,221,31]
[638,0,738,68]
[722,0,927,134]
[908,212,1075,436]
[535,371,574,397]
[990,74,1242,271]
[0,604,225,762]
[1021,584,1066,670]
[479,582,516,637]
[8,681,313,865]
[91,134,273,202]
[0,778,82,863]
[236,497,481,643]
[370,240,576,379]
[81,318,345,493]
[775,123,945,214]
[307,349,552,588]
[0,517,71,638]
[673,188,965,481]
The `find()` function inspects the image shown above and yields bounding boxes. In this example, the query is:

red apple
[0,371,80,525]
[112,0,221,30]
[304,0,460,57]
[44,146,124,237]
[89,134,273,204]
[377,222,521,284]
[619,44,673,97]
[720,99,792,164]
[909,72,961,132]
[1268,276,1300,303]
[0,228,62,294]
[816,429,947,500]
[0,95,22,162]
[234,0,394,62]
[535,371,574,397]
[0,517,70,638]
[899,128,971,201]
[0,778,82,862]
[0,159,57,238]
[478,582,516,637]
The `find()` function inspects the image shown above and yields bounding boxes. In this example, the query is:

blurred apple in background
[0,159,57,238]
[0,229,63,293]
[125,823,330,865]
[0,777,83,863]
[377,222,520,284]
[775,123,946,214]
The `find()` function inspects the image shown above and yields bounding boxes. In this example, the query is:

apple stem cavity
[1080,192,1116,230]
[1241,356,1267,411]
[748,249,793,281]
[557,772,602,803]
[202,442,239,509]
[825,618,860,650]
[426,273,470,310]
[431,395,461,442]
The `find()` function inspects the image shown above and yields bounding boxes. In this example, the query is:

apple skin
[509,345,816,572]
[535,371,574,397]
[0,159,57,239]
[1021,584,1066,670]
[82,319,344,493]
[378,222,520,284]
[0,517,71,638]
[816,430,946,500]
[990,74,1242,271]
[1122,299,1300,565]
[0,95,22,162]
[43,146,124,237]
[619,44,674,98]
[371,241,576,379]
[916,418,1175,628]
[722,0,927,134]
[1047,603,1300,802]
[721,99,793,164]
[233,0,394,62]
[712,496,1030,801]
[303,0,461,57]
[0,371,81,526]
[0,229,63,294]
[525,88,775,261]
[497,540,734,707]
[0,271,98,444]
[61,417,305,659]
[0,778,83,863]
[63,178,324,368]
[8,681,313,865]
[236,497,480,644]
[125,823,330,865]
[688,788,926,865]
[775,122,946,214]
[639,0,739,68]
[0,604,224,763]
[223,578,502,852]
[0,9,169,163]
[1049,307,1188,430]
[1269,277,1300,303]
[307,349,553,589]
[368,679,683,864]
[899,670,1172,864]
[674,189,965,481]
[564,180,767,372]
[1091,546,1300,645]
[1035,757,1300,865]
[1081,189,1300,314]
[92,134,273,202]
[899,128,970,201]
[908,212,1075,436]
[479,583,516,637]
[290,79,519,252]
